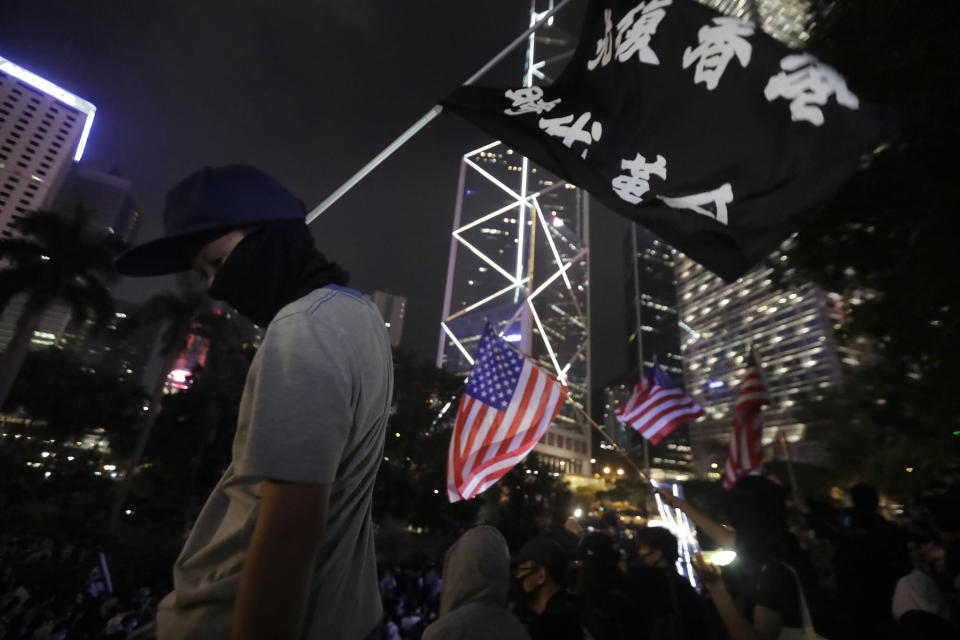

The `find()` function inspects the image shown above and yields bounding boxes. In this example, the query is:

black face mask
[208,220,348,327]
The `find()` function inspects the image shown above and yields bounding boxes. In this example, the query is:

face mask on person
[207,228,278,326]
[207,220,348,327]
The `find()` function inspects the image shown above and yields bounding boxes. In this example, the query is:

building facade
[368,290,406,347]
[674,247,843,468]
[0,54,95,237]
[612,224,697,480]
[0,54,99,352]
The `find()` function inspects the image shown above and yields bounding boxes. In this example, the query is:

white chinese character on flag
[538,112,603,150]
[587,9,615,70]
[503,86,561,116]
[682,17,754,91]
[658,183,733,225]
[615,0,672,66]
[611,153,667,204]
[764,54,860,126]
[588,0,671,70]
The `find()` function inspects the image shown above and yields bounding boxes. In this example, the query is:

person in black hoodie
[664,477,836,640]
[627,527,708,640]
[511,537,584,640]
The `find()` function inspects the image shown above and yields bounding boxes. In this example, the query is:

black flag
[443,0,894,281]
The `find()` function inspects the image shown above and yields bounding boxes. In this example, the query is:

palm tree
[107,275,231,533]
[0,206,123,410]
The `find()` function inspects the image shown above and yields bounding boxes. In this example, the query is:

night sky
[0,0,632,381]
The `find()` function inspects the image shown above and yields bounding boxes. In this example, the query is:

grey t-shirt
[156,286,393,640]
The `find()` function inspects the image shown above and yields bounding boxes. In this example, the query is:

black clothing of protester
[575,533,632,640]
[626,564,707,640]
[208,219,349,327]
[526,590,584,640]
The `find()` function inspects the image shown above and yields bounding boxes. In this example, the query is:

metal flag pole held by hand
[305,0,577,224]
[567,399,654,488]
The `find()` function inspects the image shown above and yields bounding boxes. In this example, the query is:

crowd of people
[0,536,158,640]
[2,474,958,639]
[412,475,959,640]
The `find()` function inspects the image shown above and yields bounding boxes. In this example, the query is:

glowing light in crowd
[653,481,700,589]
[574,508,583,518]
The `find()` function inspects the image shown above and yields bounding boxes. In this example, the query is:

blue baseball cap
[116,165,306,276]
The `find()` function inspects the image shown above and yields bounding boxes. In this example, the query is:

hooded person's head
[116,165,347,327]
[438,525,513,615]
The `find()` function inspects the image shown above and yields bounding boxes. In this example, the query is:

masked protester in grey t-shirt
[117,165,393,640]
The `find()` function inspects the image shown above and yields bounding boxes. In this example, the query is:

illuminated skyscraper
[675,247,842,466]
[438,4,592,477]
[0,54,98,352]
[614,224,696,480]
[0,54,96,236]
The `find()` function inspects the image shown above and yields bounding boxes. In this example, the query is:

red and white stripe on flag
[446,328,567,502]
[723,353,771,489]
[614,370,703,445]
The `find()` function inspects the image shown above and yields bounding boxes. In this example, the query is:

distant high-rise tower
[0,54,98,352]
[616,224,695,480]
[0,54,96,237]
[368,291,406,347]
[51,164,141,244]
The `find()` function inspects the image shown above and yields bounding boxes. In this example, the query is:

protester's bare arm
[232,480,330,640]
[692,554,779,640]
[657,489,736,548]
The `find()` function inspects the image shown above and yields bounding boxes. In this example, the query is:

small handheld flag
[615,365,703,444]
[723,350,771,489]
[447,325,568,501]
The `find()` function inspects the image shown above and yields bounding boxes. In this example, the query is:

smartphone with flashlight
[700,549,737,566]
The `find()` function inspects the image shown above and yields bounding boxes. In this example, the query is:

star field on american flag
[465,326,525,412]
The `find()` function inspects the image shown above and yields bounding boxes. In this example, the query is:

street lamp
[617,468,625,476]
[603,466,611,474]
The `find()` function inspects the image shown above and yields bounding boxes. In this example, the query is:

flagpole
[568,400,653,487]
[305,0,578,223]
[631,223,651,475]
[777,428,805,509]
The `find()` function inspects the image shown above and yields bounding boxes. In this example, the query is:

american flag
[614,365,703,445]
[723,351,772,489]
[447,325,568,502]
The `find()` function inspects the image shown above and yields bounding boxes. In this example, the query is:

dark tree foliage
[776,0,960,488]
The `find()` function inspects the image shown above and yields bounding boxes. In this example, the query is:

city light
[573,508,583,518]
[710,462,719,469]
[602,467,611,474]
[616,468,625,476]
[590,458,596,463]
[905,467,914,473]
